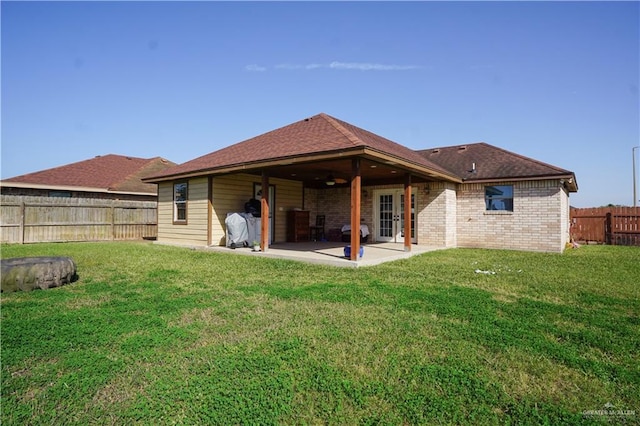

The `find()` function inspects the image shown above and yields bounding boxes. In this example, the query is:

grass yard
[1,242,638,425]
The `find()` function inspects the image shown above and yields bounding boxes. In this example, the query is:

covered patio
[218,114,461,261]
[206,241,445,268]
[146,113,462,257]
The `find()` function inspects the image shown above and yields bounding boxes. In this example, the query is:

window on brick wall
[485,185,513,211]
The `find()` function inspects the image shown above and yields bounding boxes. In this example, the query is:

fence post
[605,212,612,245]
[111,205,116,241]
[19,202,25,244]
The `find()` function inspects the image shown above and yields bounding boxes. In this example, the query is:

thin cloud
[329,61,421,71]
[245,64,267,72]
[274,63,324,70]
[270,61,422,71]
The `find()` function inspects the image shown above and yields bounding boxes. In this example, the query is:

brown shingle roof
[146,113,457,181]
[141,114,577,191]
[418,143,578,191]
[2,154,176,194]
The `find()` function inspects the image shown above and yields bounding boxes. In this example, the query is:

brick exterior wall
[417,182,457,247]
[301,179,570,253]
[307,183,449,246]
[304,186,373,239]
[456,180,568,252]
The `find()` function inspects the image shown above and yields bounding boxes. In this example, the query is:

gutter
[460,174,578,192]
[0,181,158,197]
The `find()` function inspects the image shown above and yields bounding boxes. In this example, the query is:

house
[1,154,177,244]
[143,113,578,258]
[1,154,176,201]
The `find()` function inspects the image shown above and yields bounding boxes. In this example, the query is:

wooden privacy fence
[0,196,157,244]
[570,206,640,246]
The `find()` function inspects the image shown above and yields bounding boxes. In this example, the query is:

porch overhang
[143,147,462,187]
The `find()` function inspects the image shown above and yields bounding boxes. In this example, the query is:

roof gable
[2,154,176,194]
[147,113,455,181]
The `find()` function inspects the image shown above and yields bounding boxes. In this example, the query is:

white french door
[375,190,416,243]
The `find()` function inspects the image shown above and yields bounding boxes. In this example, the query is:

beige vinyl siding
[274,177,304,241]
[157,177,209,246]
[211,174,303,246]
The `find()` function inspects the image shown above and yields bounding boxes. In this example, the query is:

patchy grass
[1,242,638,424]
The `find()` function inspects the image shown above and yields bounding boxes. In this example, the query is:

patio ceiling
[243,156,437,189]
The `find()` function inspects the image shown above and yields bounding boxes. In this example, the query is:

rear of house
[146,114,577,255]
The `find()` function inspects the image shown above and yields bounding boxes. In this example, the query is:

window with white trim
[485,185,513,211]
[173,182,188,223]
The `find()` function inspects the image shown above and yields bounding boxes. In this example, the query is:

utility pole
[634,146,639,207]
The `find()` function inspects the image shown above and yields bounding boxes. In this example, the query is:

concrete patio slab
[206,242,445,267]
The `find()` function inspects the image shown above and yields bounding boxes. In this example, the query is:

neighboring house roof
[145,113,460,183]
[1,154,177,195]
[418,143,578,191]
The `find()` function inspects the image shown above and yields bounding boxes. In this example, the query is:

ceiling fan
[325,174,348,186]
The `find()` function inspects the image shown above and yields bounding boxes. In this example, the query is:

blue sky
[2,1,638,207]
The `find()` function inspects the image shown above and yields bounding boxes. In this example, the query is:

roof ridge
[418,142,486,152]
[319,113,364,147]
[476,142,572,174]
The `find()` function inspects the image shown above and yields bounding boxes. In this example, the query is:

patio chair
[309,215,325,241]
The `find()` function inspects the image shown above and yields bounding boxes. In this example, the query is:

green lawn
[1,242,638,425]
